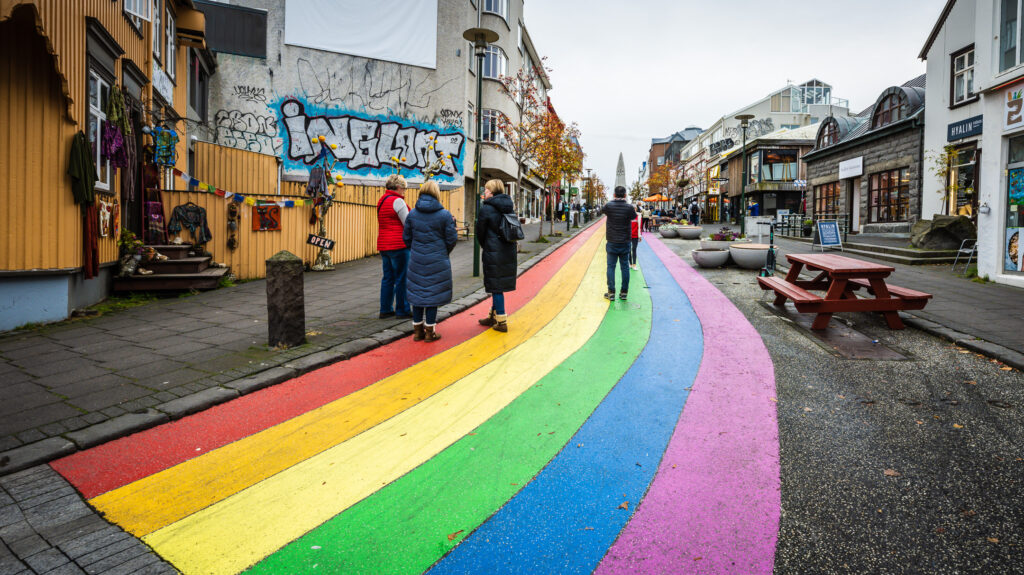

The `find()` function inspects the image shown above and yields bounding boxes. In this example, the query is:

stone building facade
[802,77,926,235]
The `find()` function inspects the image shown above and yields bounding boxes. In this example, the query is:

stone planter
[677,226,702,239]
[659,227,679,238]
[700,238,750,250]
[692,248,730,268]
[729,243,771,270]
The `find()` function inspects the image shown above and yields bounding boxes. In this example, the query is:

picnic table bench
[757,253,932,330]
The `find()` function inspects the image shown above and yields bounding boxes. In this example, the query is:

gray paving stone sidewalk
[0,219,593,476]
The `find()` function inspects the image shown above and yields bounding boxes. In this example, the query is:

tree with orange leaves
[534,106,583,238]
[497,58,549,207]
[646,162,673,198]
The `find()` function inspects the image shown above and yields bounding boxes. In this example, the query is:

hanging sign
[307,234,335,250]
[816,220,843,251]
[1005,85,1024,132]
[839,157,863,179]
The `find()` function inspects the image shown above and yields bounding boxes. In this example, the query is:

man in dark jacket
[601,186,636,301]
[476,179,518,332]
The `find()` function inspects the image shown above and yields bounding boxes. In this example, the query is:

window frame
[817,119,839,148]
[482,0,508,21]
[1001,0,1021,73]
[88,68,113,192]
[480,108,506,146]
[871,92,907,129]
[950,44,977,107]
[164,5,176,80]
[152,0,162,64]
[481,45,507,80]
[813,181,841,217]
[867,167,911,223]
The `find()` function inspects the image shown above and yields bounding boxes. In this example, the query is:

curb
[774,261,1024,371]
[0,220,599,477]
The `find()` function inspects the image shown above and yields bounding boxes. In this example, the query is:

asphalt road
[661,238,1024,574]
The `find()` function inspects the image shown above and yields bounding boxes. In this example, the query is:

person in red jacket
[377,174,411,318]
[629,205,642,270]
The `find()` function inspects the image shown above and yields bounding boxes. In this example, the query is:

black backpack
[498,212,524,242]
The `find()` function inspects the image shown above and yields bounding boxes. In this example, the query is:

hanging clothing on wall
[102,120,129,168]
[106,86,131,136]
[82,204,99,280]
[68,131,97,206]
[98,200,112,237]
[145,200,167,245]
[120,124,137,201]
[168,202,213,245]
[305,166,328,197]
[152,127,179,166]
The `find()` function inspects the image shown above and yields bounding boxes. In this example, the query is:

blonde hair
[485,179,505,195]
[419,180,440,199]
[385,174,406,191]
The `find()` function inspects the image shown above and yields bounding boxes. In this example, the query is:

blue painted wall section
[276,98,465,183]
[0,276,71,332]
[429,242,704,574]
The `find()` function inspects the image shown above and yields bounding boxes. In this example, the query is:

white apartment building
[921,0,1024,287]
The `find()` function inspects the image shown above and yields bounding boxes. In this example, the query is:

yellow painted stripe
[144,241,611,575]
[88,227,606,538]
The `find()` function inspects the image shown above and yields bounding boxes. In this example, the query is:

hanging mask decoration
[227,202,240,251]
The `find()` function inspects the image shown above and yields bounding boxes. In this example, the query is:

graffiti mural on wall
[724,118,775,141]
[278,99,465,181]
[214,110,282,155]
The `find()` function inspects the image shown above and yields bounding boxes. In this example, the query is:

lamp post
[463,23,499,278]
[735,113,754,235]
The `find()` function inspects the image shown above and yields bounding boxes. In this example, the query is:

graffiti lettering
[437,109,463,130]
[232,85,267,103]
[214,110,282,155]
[280,99,464,179]
[724,118,775,141]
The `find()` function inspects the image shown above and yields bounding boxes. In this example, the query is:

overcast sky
[522,0,943,193]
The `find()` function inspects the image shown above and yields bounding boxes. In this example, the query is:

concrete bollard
[266,250,305,348]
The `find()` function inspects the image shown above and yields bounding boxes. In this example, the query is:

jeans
[491,292,505,315]
[606,242,630,293]
[380,248,410,316]
[412,306,438,325]
[629,238,639,266]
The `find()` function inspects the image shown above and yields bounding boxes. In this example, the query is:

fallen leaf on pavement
[447,530,464,541]
[618,501,629,510]
[935,527,946,533]
[961,510,977,517]
[916,420,924,425]
[988,537,1000,544]
[965,380,977,385]
[803,407,813,412]
[884,469,901,477]
[1000,366,1013,371]
[953,423,964,429]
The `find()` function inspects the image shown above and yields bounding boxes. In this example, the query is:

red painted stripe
[52,225,601,499]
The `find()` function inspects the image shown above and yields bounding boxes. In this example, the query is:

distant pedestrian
[404,180,458,342]
[377,174,411,319]
[476,179,518,332]
[642,205,652,232]
[601,186,634,301]
[689,201,701,226]
[630,205,642,270]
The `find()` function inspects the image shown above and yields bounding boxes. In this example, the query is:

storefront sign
[817,220,843,250]
[151,61,174,105]
[839,157,863,179]
[307,234,335,250]
[947,115,983,141]
[1005,86,1024,132]
[709,138,734,156]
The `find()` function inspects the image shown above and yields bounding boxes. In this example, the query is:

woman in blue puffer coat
[403,180,458,342]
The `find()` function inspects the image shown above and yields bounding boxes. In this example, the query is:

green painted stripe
[246,269,652,575]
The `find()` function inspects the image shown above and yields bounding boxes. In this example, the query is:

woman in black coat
[475,179,518,332]
[403,180,458,342]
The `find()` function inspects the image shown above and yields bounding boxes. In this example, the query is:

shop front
[945,115,983,220]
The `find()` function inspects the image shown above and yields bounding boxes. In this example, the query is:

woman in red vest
[377,175,411,318]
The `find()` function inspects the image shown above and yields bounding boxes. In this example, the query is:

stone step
[145,256,211,274]
[779,235,958,262]
[147,244,193,260]
[112,267,229,292]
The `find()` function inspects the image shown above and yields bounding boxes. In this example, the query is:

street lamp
[735,113,754,235]
[463,24,499,277]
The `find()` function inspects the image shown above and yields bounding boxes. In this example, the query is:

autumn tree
[629,180,646,203]
[496,59,549,207]
[646,162,672,198]
[534,106,583,238]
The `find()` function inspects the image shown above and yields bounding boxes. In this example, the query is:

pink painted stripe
[596,233,780,575]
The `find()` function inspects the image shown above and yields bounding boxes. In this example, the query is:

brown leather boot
[492,314,508,333]
[424,324,441,342]
[478,309,497,327]
[413,322,425,341]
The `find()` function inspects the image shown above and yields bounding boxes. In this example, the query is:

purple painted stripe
[596,234,781,575]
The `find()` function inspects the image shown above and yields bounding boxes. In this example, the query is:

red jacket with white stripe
[377,192,407,251]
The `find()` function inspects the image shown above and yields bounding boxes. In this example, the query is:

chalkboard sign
[816,220,843,251]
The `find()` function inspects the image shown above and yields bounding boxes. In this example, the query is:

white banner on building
[284,0,438,69]
[839,156,862,179]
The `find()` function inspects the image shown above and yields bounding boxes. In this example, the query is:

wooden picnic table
[757,252,932,330]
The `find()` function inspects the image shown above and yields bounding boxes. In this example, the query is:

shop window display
[814,182,840,217]
[1005,135,1024,271]
[868,168,909,223]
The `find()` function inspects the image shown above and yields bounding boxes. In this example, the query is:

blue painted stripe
[428,242,704,574]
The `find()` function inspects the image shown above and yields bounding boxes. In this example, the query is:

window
[748,152,760,184]
[814,182,841,216]
[952,47,975,105]
[152,0,161,62]
[189,49,209,122]
[124,0,150,20]
[518,23,523,53]
[482,0,507,20]
[482,45,507,79]
[948,145,978,217]
[88,70,112,192]
[761,149,798,182]
[1001,0,1020,72]
[165,6,176,79]
[467,102,475,140]
[868,168,910,223]
[657,156,664,166]
[481,109,505,145]
[817,120,839,148]
[871,92,907,129]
